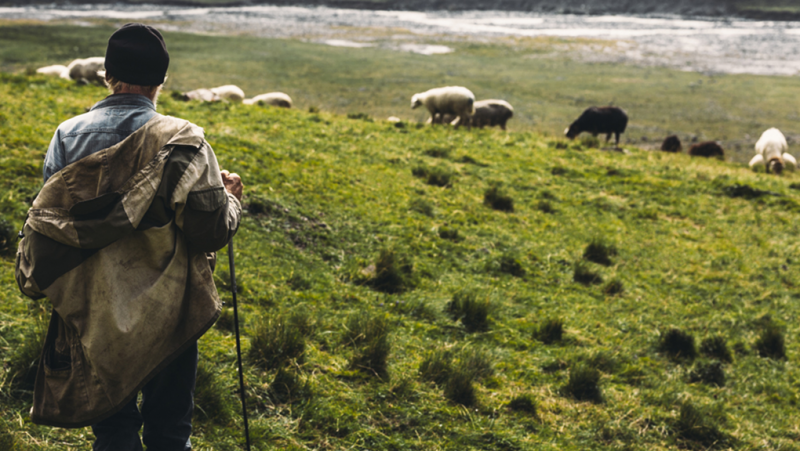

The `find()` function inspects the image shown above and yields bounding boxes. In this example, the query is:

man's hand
[221,170,243,201]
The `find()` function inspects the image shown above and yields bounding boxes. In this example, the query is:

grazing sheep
[387,116,402,123]
[411,86,475,127]
[180,88,222,102]
[64,57,105,85]
[468,99,514,130]
[210,85,245,103]
[565,106,628,147]
[749,128,796,174]
[661,135,682,153]
[688,141,725,158]
[243,92,293,108]
[36,65,68,77]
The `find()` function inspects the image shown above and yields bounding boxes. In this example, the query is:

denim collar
[90,94,156,112]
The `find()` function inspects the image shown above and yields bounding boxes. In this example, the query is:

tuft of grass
[0,217,16,255]
[602,278,624,296]
[573,262,602,285]
[583,239,618,266]
[6,322,44,393]
[412,164,454,187]
[507,394,538,416]
[249,312,306,370]
[755,323,786,360]
[534,317,564,344]
[673,402,731,449]
[344,312,392,379]
[500,253,526,277]
[700,336,733,363]
[537,200,556,213]
[443,367,477,406]
[419,349,453,385]
[455,347,494,381]
[445,289,493,332]
[423,147,451,158]
[689,360,726,387]
[561,363,603,403]
[438,226,462,241]
[269,367,313,405]
[408,197,435,217]
[194,360,235,424]
[659,328,698,362]
[483,185,514,212]
[368,248,416,294]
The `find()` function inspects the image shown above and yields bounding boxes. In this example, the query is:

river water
[2,4,800,75]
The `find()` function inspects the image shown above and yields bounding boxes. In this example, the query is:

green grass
[4,23,800,449]
[4,23,800,163]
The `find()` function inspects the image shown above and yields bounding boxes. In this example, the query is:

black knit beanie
[105,23,169,86]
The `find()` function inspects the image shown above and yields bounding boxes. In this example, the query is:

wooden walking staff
[228,238,251,451]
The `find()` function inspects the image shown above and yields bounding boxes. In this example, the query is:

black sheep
[661,135,682,153]
[565,106,628,147]
[688,141,724,158]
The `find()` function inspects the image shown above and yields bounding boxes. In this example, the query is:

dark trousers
[92,342,198,451]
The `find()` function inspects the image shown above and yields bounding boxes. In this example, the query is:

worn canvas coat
[15,114,240,427]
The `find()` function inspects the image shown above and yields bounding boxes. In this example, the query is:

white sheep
[210,85,245,103]
[749,128,797,174]
[181,88,222,102]
[36,65,68,77]
[411,86,475,127]
[243,92,293,108]
[64,57,105,85]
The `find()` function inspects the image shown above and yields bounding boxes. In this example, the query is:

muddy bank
[4,0,800,21]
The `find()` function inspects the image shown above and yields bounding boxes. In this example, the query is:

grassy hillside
[3,72,800,450]
[3,23,800,163]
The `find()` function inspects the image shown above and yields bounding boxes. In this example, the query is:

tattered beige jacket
[16,115,241,427]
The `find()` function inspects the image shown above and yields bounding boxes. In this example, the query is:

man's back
[43,94,157,181]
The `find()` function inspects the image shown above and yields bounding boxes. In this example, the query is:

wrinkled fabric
[16,114,241,427]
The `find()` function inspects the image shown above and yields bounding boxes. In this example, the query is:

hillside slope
[2,74,800,450]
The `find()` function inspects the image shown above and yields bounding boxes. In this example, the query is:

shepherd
[15,23,243,450]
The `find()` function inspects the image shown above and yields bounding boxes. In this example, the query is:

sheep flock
[37,58,796,176]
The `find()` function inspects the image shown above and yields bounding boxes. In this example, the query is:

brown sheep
[661,135,682,153]
[688,141,724,158]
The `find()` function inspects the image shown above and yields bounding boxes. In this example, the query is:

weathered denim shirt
[43,94,157,181]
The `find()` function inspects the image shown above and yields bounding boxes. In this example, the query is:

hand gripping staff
[228,238,251,451]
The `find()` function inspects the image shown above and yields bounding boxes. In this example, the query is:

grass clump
[269,367,313,405]
[344,312,391,379]
[419,349,453,385]
[700,336,733,363]
[573,262,602,285]
[534,317,564,344]
[423,147,451,158]
[602,278,624,296]
[658,328,698,362]
[408,197,435,217]
[368,248,416,294]
[438,226,462,241]
[561,363,603,403]
[194,360,234,424]
[497,253,526,278]
[443,368,477,406]
[537,200,556,213]
[6,322,44,393]
[0,217,16,255]
[673,402,731,449]
[507,394,538,416]
[445,289,493,332]
[346,112,372,121]
[412,164,454,187]
[484,185,514,212]
[583,239,618,266]
[689,361,726,387]
[755,323,786,360]
[249,312,307,370]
